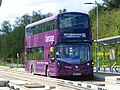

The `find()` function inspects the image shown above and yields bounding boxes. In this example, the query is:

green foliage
[90,4,120,67]
[9,66,24,68]
[103,0,120,10]
[59,8,67,13]
[0,59,6,66]
[1,20,12,34]
[91,9,120,39]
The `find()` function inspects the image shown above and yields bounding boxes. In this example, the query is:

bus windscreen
[59,13,89,29]
[56,43,92,64]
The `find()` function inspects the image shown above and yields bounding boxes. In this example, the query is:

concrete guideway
[0,66,86,90]
[0,67,56,90]
[0,66,120,90]
[8,80,49,90]
[61,78,120,90]
[0,78,9,90]
[0,78,9,87]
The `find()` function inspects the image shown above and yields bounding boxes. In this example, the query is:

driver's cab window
[56,47,68,58]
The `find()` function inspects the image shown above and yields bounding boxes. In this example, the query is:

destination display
[60,32,90,43]
[63,33,86,38]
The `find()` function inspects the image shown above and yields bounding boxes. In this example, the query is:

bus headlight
[92,62,94,66]
[57,62,61,67]
[87,63,90,66]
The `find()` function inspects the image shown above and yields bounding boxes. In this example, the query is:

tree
[32,11,43,22]
[1,21,12,34]
[103,0,120,10]
[15,14,32,27]
[0,21,12,58]
[0,10,54,63]
[59,8,67,13]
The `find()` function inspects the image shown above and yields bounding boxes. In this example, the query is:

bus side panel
[31,30,59,75]
[35,46,50,75]
[24,60,36,73]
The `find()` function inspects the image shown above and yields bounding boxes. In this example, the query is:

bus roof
[25,15,57,29]
[25,12,89,29]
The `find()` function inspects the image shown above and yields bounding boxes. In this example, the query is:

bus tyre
[31,65,34,75]
[46,67,50,77]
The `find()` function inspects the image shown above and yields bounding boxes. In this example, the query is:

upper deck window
[59,13,90,29]
[25,20,55,36]
[25,28,33,36]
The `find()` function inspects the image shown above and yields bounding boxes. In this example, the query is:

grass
[94,55,120,68]
[9,65,24,68]
[0,59,6,66]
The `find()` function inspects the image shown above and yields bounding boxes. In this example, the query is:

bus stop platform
[94,67,120,81]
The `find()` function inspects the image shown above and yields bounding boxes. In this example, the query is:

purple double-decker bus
[24,12,93,77]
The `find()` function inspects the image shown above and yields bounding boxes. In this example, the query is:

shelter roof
[94,36,120,45]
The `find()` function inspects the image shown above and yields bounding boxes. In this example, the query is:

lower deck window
[27,47,44,60]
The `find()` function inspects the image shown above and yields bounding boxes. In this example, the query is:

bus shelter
[94,36,120,73]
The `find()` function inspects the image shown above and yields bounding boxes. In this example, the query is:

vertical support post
[109,46,112,72]
[95,1,99,72]
[96,1,99,40]
[84,1,99,72]
[115,45,118,64]
[0,0,2,7]
[103,45,105,72]
[84,0,99,72]
[110,59,112,72]
[95,43,98,72]
[17,53,19,67]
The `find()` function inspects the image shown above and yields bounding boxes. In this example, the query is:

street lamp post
[0,0,2,7]
[85,1,99,72]
[85,1,99,40]
[95,1,99,40]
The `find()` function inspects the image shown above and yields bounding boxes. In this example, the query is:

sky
[0,0,103,28]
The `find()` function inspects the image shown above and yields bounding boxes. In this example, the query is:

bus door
[48,46,56,75]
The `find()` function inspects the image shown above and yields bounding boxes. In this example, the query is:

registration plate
[73,73,81,76]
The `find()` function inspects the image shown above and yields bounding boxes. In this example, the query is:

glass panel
[56,43,92,64]
[25,20,55,35]
[25,28,33,36]
[33,26,40,34]
[27,47,44,60]
[59,13,89,29]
